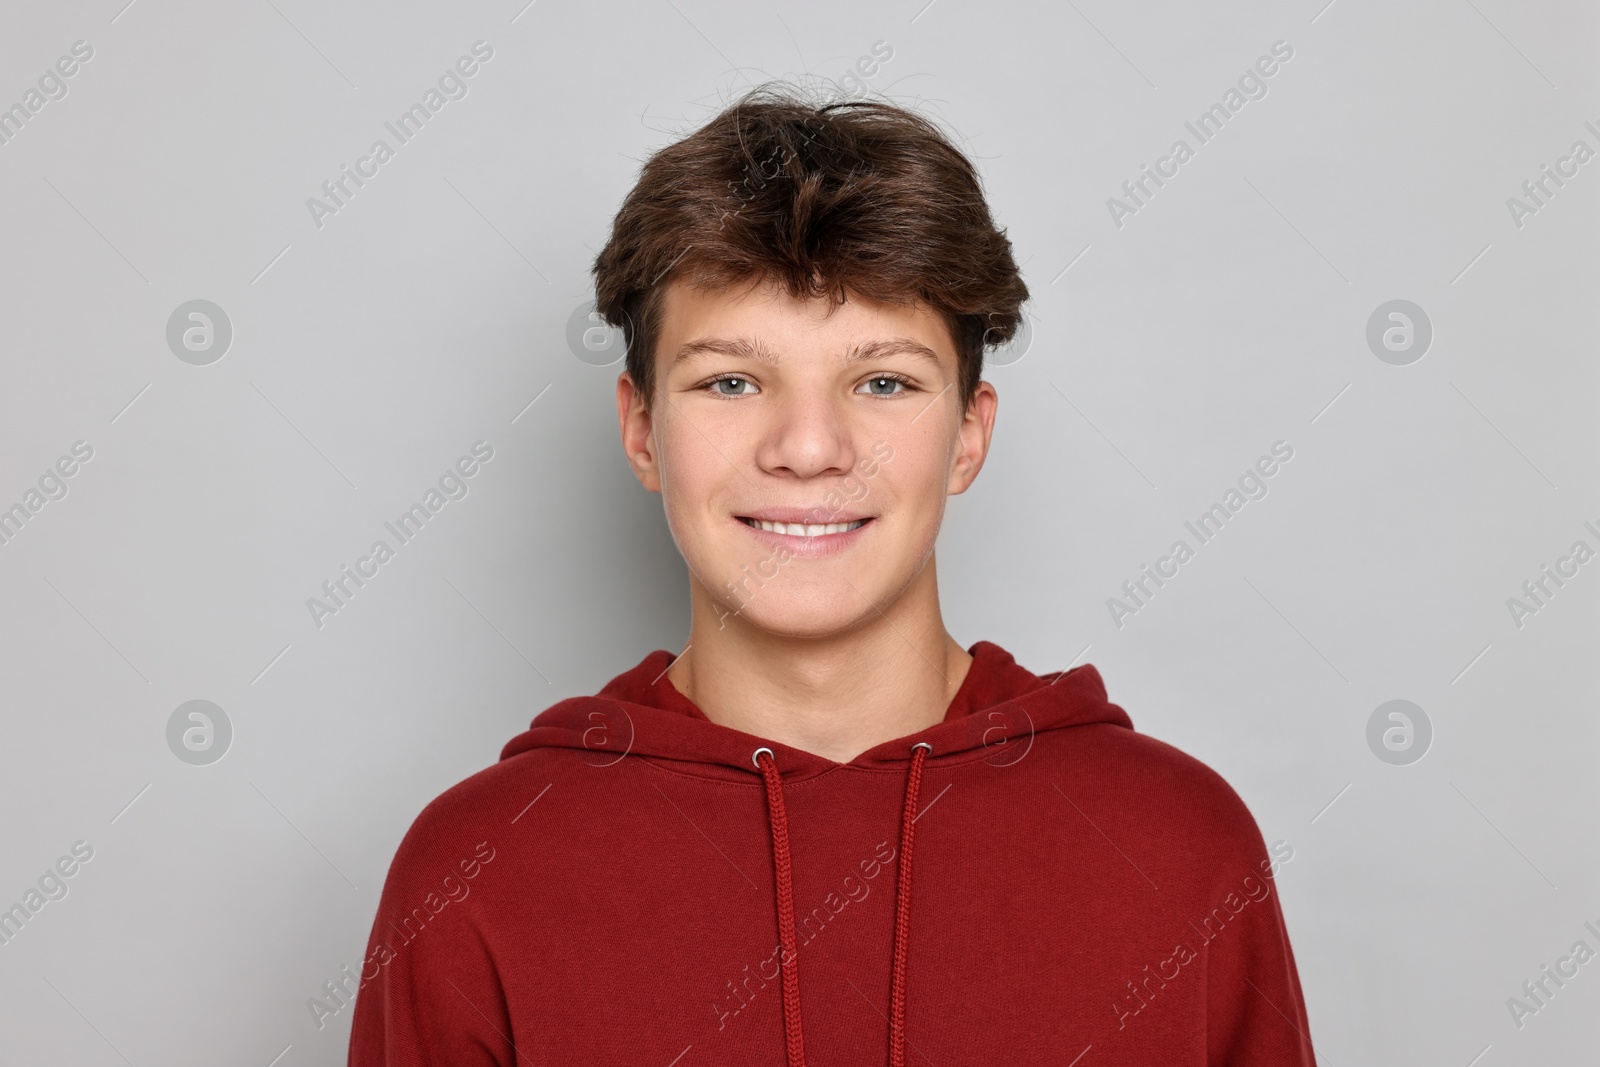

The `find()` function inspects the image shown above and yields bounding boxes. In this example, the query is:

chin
[733,606,872,640]
[718,586,880,640]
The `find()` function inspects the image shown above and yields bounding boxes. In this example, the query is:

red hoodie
[346,641,1317,1066]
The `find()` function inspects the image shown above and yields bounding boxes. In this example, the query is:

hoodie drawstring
[754,747,808,1066]
[754,742,932,1067]
[889,741,931,1066]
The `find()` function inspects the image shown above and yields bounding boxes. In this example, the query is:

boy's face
[617,276,997,639]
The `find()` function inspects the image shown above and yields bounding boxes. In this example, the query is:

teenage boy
[349,89,1317,1066]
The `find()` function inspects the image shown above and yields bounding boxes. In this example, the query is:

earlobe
[948,383,997,495]
[636,423,661,492]
[616,372,662,492]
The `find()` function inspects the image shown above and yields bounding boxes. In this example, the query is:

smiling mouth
[737,517,870,537]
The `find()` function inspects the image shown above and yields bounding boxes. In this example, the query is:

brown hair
[591,86,1028,410]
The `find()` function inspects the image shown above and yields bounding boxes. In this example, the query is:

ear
[947,381,997,495]
[616,371,662,493]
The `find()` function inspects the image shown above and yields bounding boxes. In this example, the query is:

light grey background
[1,0,1595,1062]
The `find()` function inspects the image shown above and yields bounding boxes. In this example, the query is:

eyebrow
[669,336,943,369]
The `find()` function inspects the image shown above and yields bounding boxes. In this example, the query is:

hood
[498,639,1133,1067]
[499,639,1132,780]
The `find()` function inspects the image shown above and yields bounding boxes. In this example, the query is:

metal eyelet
[752,746,775,768]
[911,742,933,755]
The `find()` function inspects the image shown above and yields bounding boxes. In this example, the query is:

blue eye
[859,376,906,396]
[709,376,757,396]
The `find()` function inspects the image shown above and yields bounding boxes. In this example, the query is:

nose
[754,389,855,479]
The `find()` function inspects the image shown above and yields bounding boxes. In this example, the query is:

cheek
[876,470,934,543]
[877,426,953,508]
[896,473,949,547]
[657,419,717,498]
[655,421,741,550]
[872,450,948,546]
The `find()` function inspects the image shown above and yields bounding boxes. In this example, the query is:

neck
[667,557,972,764]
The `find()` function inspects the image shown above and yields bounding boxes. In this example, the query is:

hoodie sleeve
[1203,843,1318,1066]
[346,807,517,1067]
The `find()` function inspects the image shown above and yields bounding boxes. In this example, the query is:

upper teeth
[747,519,865,537]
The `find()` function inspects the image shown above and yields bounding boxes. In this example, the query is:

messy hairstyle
[591,86,1029,409]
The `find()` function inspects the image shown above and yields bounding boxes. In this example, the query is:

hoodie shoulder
[378,761,522,887]
[349,752,545,1063]
[1051,718,1280,881]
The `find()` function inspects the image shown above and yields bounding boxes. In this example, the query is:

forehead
[654,276,957,370]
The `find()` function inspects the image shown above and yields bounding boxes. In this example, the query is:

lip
[737,506,874,524]
[732,514,875,559]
